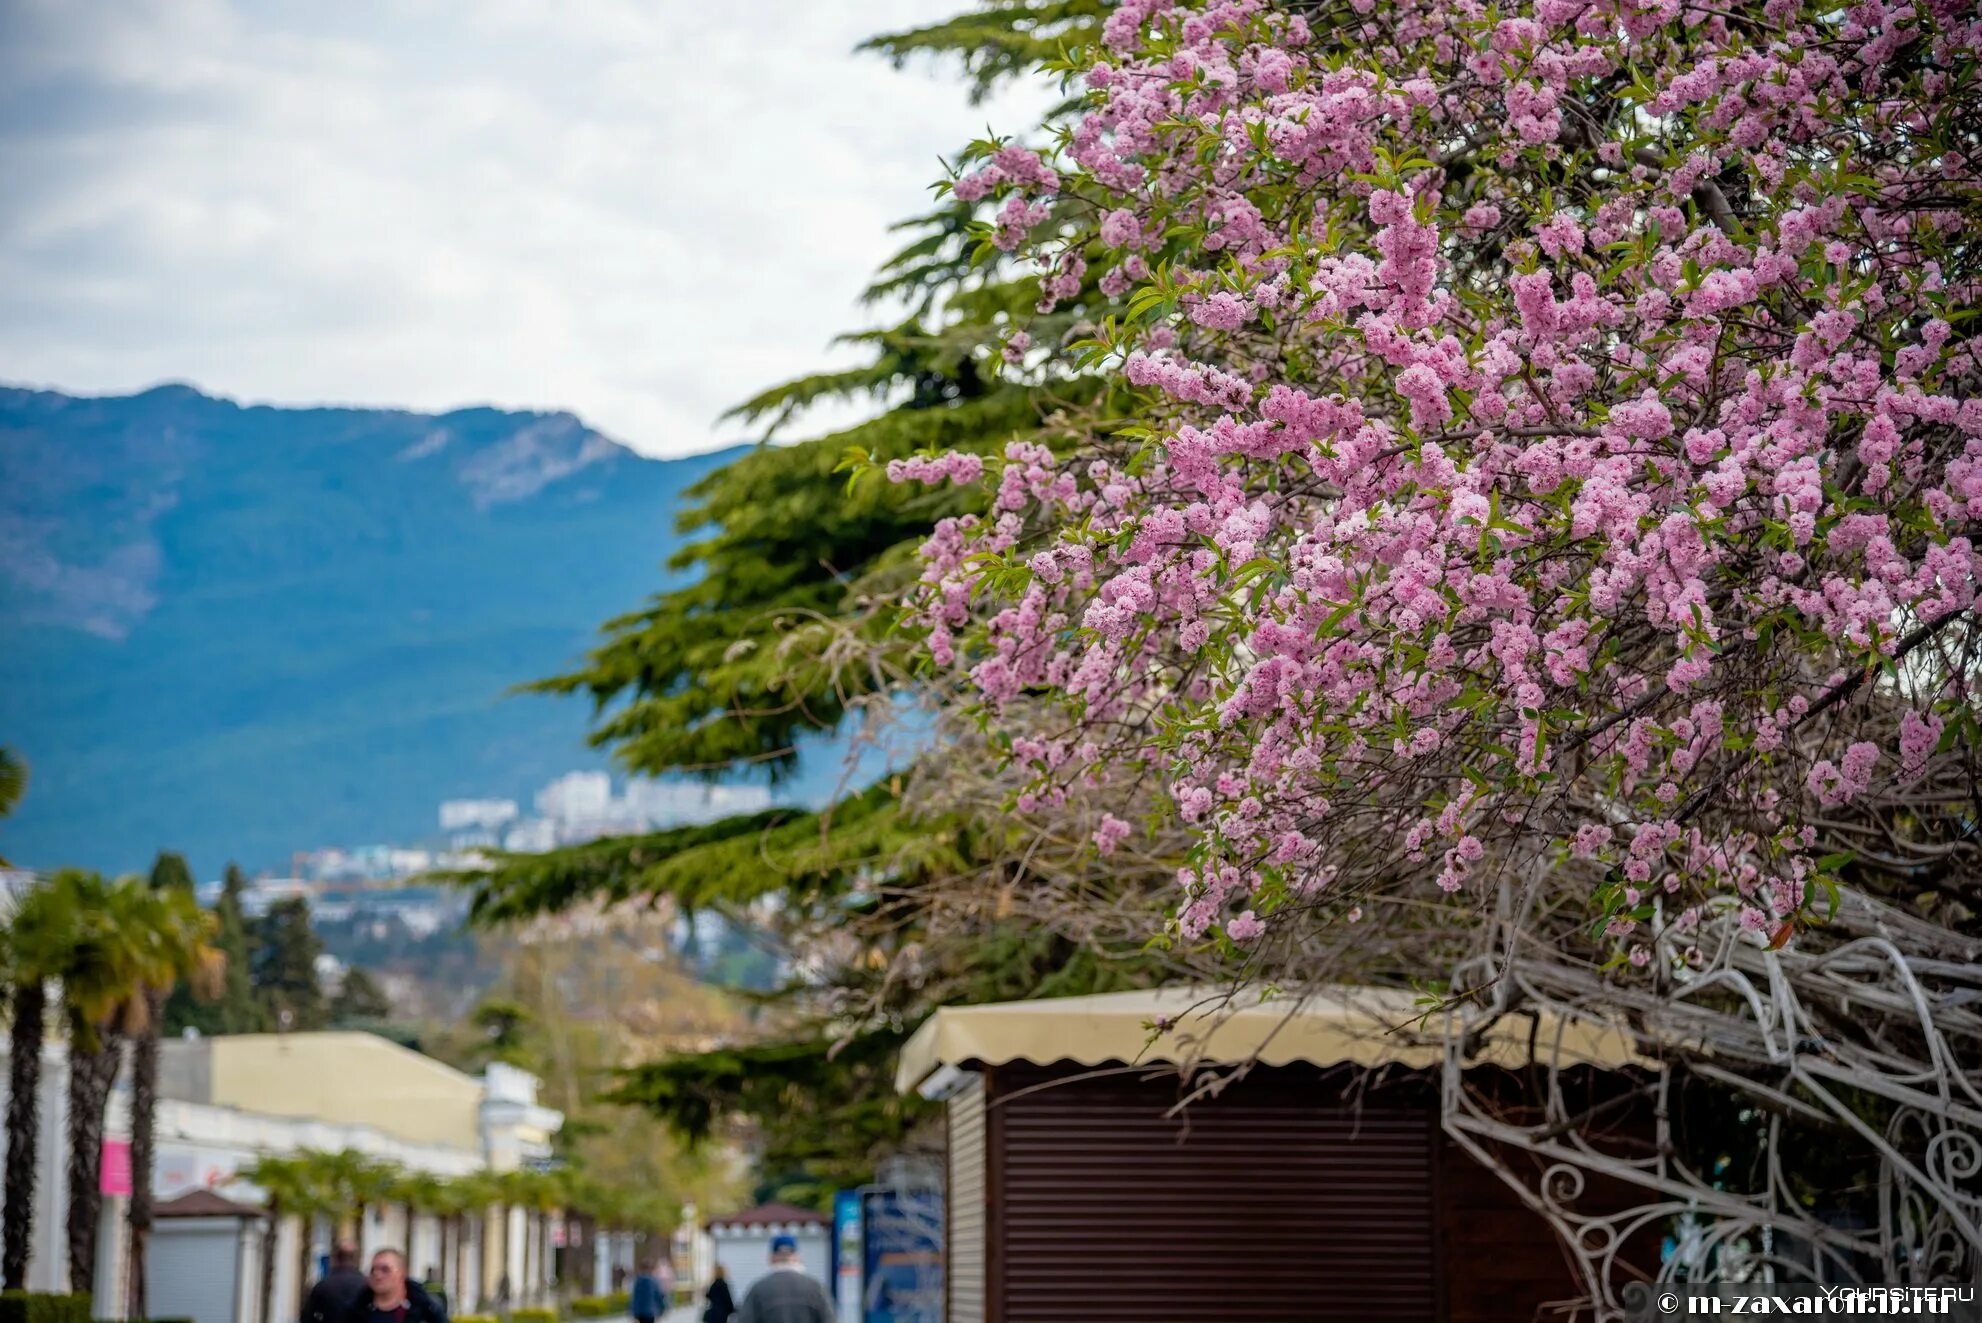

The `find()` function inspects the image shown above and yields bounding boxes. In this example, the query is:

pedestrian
[630,1262,664,1323]
[734,1236,831,1323]
[306,1243,367,1323]
[701,1265,735,1323]
[343,1248,449,1323]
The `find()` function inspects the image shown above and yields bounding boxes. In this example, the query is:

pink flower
[1094,813,1133,855]
[1226,911,1266,942]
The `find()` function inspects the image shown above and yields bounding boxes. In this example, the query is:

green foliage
[146,852,195,894]
[606,1028,929,1204]
[454,781,938,929]
[859,1,1106,105]
[253,896,326,1031]
[564,1295,629,1319]
[329,967,392,1024]
[455,1314,499,1323]
[0,1292,94,1323]
[511,1306,557,1323]
[0,748,26,866]
[34,870,212,1051]
[166,864,265,1036]
[463,997,535,1068]
[0,748,24,819]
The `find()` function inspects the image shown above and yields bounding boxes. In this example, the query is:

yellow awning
[896,985,1643,1094]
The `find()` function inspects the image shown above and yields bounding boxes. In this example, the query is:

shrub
[455,1314,499,1323]
[513,1307,558,1323]
[0,1293,95,1323]
[565,1295,630,1319]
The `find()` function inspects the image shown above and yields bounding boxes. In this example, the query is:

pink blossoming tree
[887,0,1982,1294]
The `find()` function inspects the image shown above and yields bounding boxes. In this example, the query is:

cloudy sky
[0,0,1049,457]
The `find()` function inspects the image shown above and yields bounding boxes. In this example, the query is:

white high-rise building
[534,770,612,824]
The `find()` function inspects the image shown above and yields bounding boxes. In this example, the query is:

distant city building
[622,778,772,826]
[535,770,612,823]
[279,768,777,890]
[503,818,559,853]
[439,797,520,832]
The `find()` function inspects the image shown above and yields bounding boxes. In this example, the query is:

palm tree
[504,1168,567,1306]
[51,870,157,1296]
[318,1149,396,1249]
[428,1178,470,1311]
[2,874,75,1289]
[126,860,223,1318]
[391,1171,461,1304]
[243,1154,334,1323]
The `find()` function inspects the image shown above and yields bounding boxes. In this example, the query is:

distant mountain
[0,382,746,874]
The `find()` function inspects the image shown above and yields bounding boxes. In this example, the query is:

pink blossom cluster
[892,0,1982,963]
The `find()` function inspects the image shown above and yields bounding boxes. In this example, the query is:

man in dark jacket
[307,1243,368,1323]
[343,1248,448,1323]
[734,1236,832,1323]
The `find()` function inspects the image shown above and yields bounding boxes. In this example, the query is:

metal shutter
[947,1077,987,1323]
[991,1066,1436,1323]
[150,1220,244,1323]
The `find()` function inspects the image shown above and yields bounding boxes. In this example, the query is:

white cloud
[0,0,1052,456]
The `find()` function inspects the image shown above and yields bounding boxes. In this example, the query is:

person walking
[630,1262,665,1323]
[306,1243,368,1323]
[341,1248,449,1323]
[701,1265,735,1323]
[734,1236,831,1323]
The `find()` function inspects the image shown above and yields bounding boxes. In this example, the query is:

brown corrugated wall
[985,1064,1439,1323]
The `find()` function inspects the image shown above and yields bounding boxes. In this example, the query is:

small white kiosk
[704,1202,831,1304]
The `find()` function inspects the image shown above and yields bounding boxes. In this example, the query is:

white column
[37,1054,68,1292]
[91,1194,129,1320]
[271,1213,301,1323]
[506,1207,526,1301]
[237,1218,264,1323]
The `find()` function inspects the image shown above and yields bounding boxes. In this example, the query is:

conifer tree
[254,896,327,1032]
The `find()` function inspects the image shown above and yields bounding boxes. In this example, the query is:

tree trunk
[297,1212,315,1322]
[540,1213,552,1302]
[520,1214,532,1305]
[4,979,46,1291]
[65,1029,122,1298]
[260,1202,282,1323]
[126,988,166,1319]
[457,1214,472,1312]
[436,1214,450,1307]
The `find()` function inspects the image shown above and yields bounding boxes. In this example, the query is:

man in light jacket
[735,1235,832,1323]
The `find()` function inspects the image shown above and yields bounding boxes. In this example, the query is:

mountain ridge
[0,381,748,873]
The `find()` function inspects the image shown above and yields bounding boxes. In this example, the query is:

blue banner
[859,1189,942,1323]
[832,1189,862,1322]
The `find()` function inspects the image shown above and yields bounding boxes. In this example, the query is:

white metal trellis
[1437,886,1982,1319]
